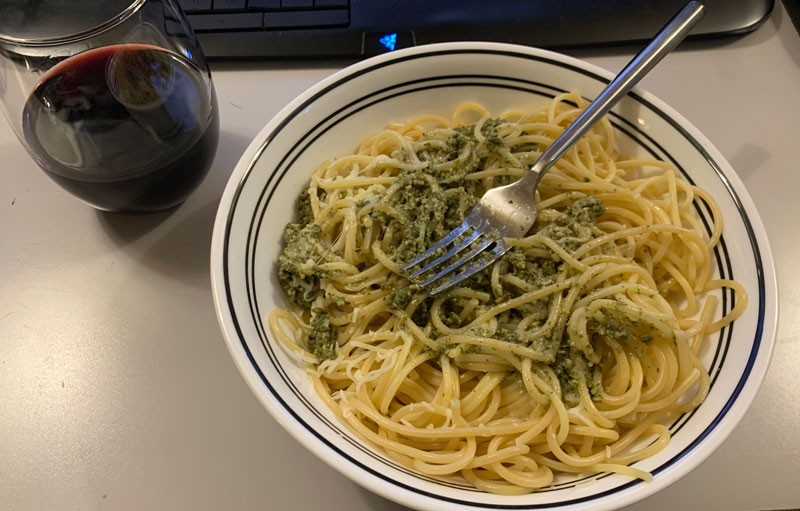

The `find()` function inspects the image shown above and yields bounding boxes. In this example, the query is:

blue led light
[379,33,397,51]
[184,48,193,59]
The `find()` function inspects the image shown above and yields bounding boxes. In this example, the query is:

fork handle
[526,1,706,183]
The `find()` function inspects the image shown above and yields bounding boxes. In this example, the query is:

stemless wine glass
[0,0,219,212]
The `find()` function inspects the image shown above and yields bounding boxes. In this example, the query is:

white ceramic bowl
[210,42,777,511]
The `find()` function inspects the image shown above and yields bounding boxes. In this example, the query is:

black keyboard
[182,0,774,59]
[181,0,348,34]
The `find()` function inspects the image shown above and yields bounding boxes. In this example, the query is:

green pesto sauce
[331,294,347,307]
[590,307,660,345]
[539,196,605,252]
[552,349,604,403]
[277,119,654,404]
[307,309,336,360]
[278,222,332,309]
[385,121,523,266]
[295,190,314,227]
[387,287,412,310]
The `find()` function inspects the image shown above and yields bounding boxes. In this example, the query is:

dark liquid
[23,44,219,212]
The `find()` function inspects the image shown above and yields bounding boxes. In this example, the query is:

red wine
[23,44,219,212]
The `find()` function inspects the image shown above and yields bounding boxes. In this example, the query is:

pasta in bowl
[211,43,776,511]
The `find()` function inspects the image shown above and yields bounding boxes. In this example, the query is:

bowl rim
[210,41,778,511]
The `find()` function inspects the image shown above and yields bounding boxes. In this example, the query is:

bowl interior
[213,44,775,511]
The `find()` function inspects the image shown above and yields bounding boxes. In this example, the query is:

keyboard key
[265,9,348,28]
[314,0,347,7]
[213,0,246,9]
[187,13,263,31]
[282,0,312,8]
[249,0,280,9]
[179,0,212,11]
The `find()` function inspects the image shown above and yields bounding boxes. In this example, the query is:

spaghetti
[269,92,746,494]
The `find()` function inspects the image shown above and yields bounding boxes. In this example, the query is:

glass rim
[0,0,147,47]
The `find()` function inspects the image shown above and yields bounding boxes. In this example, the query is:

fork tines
[401,219,509,295]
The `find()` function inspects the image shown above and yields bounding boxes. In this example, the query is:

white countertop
[2,3,799,510]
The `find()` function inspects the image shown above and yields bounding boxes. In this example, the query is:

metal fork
[402,1,706,295]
